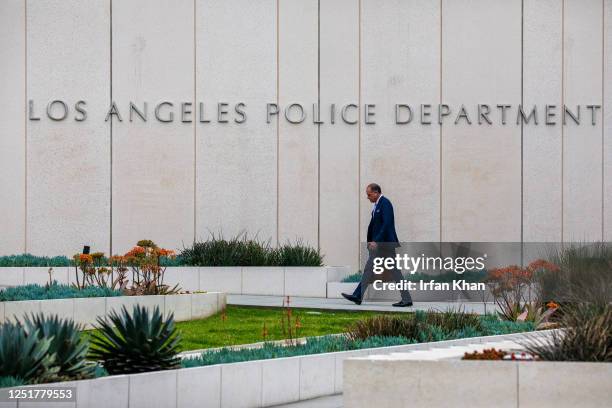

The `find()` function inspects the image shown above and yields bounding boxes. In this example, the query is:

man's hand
[367,241,377,250]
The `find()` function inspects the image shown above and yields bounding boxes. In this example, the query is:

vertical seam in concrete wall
[317,0,321,252]
[602,0,607,241]
[520,0,524,265]
[24,0,28,253]
[357,0,362,267]
[109,0,114,255]
[439,0,443,243]
[276,0,280,246]
[561,0,565,242]
[193,0,197,244]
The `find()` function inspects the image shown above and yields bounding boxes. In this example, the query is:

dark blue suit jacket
[367,196,400,246]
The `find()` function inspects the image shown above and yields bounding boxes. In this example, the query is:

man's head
[366,183,382,203]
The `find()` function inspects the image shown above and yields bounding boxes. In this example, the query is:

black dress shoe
[392,301,413,307]
[341,292,362,305]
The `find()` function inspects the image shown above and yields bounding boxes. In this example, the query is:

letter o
[284,103,305,124]
[47,100,68,121]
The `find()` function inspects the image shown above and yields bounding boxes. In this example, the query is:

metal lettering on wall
[28,100,602,126]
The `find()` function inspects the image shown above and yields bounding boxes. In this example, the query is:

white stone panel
[604,0,612,240]
[221,361,262,408]
[195,0,277,242]
[261,357,300,406]
[523,0,563,242]
[128,370,177,408]
[177,366,221,408]
[361,0,441,244]
[278,0,319,246]
[26,0,110,255]
[111,0,195,254]
[319,0,360,271]
[441,0,522,241]
[0,0,25,255]
[563,0,603,242]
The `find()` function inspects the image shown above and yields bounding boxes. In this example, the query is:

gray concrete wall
[1,0,611,271]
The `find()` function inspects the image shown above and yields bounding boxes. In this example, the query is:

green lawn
[175,305,403,351]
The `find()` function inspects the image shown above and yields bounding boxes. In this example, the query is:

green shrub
[271,240,323,266]
[0,282,120,302]
[0,376,25,388]
[0,254,72,267]
[180,233,323,267]
[0,322,57,383]
[536,242,612,305]
[522,303,612,362]
[181,335,410,368]
[23,314,94,380]
[346,308,485,342]
[346,315,417,340]
[89,305,182,375]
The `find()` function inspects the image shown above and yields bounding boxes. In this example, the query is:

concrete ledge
[343,333,608,408]
[285,267,327,297]
[2,266,349,298]
[199,267,242,294]
[2,293,225,328]
[10,330,543,408]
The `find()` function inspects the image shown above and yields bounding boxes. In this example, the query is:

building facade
[1,0,611,270]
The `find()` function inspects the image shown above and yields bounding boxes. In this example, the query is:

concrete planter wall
[6,331,544,408]
[327,281,491,302]
[344,359,612,408]
[1,292,225,329]
[0,266,351,298]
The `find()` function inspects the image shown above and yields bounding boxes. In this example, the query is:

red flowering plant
[73,252,112,289]
[120,240,180,295]
[485,259,559,324]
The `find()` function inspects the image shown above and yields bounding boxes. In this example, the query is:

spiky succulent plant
[89,305,181,375]
[23,313,94,380]
[0,321,57,383]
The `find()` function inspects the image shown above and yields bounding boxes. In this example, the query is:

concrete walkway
[227,294,498,315]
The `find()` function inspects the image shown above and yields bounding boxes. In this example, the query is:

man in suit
[342,183,413,307]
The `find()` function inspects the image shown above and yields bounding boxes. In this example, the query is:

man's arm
[372,200,395,243]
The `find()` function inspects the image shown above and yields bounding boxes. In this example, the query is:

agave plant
[23,314,94,380]
[0,321,57,383]
[89,305,182,375]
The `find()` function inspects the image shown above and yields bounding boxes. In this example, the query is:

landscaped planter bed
[5,331,550,408]
[0,266,351,298]
[0,292,226,328]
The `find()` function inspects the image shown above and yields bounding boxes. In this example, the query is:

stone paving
[227,294,499,315]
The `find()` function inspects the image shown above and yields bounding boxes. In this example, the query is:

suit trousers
[352,246,412,303]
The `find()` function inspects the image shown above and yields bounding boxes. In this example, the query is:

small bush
[180,233,323,267]
[0,254,72,267]
[181,335,410,368]
[23,314,94,380]
[271,240,323,266]
[0,282,120,302]
[536,243,612,305]
[89,305,182,375]
[0,321,57,383]
[521,303,612,362]
[346,308,485,342]
[0,376,25,388]
[346,315,417,341]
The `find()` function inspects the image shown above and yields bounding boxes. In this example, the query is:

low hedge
[0,283,121,302]
[0,254,72,267]
[182,314,534,368]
